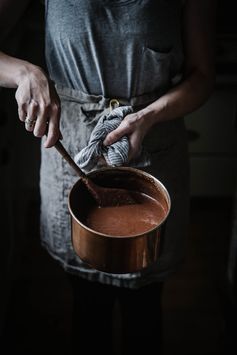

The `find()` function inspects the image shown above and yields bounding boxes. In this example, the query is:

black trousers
[68,275,164,355]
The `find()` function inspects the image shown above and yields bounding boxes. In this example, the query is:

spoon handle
[54,140,102,205]
[54,140,87,182]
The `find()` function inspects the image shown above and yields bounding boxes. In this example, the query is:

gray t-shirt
[45,0,184,99]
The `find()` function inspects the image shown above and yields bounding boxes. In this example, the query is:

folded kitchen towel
[74,106,151,173]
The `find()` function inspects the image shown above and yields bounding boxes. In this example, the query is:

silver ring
[25,117,37,128]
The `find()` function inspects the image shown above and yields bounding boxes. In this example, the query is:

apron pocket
[138,47,172,93]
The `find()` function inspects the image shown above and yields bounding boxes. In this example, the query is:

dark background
[0,1,237,354]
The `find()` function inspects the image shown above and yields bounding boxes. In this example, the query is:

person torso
[45,0,184,99]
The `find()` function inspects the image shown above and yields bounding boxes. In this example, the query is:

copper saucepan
[68,167,171,274]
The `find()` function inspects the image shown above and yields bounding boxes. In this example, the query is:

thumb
[103,125,128,146]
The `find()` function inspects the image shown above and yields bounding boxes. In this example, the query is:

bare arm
[141,0,216,123]
[0,0,61,148]
[104,0,217,159]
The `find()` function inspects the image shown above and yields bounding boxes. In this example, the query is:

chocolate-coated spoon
[54,140,137,207]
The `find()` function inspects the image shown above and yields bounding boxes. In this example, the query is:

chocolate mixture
[85,191,166,237]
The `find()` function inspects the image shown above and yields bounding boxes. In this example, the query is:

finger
[103,124,128,146]
[33,102,50,138]
[44,120,60,148]
[44,104,61,148]
[127,135,142,162]
[18,102,27,122]
[25,100,39,132]
[15,88,30,122]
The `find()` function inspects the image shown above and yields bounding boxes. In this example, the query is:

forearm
[139,0,217,128]
[139,68,215,128]
[0,51,35,88]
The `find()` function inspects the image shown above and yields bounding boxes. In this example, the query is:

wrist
[14,60,38,86]
[138,95,169,127]
[137,106,158,130]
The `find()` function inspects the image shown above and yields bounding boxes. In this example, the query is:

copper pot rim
[68,166,171,239]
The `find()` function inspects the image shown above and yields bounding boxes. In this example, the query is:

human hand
[103,110,153,162]
[15,64,61,148]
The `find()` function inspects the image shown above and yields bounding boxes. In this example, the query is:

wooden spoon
[54,140,137,207]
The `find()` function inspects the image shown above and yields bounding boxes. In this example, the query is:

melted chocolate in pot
[85,191,166,237]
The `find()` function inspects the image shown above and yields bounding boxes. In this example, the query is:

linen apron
[40,85,190,289]
[41,0,189,288]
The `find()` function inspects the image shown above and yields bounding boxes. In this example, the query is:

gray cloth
[74,106,151,173]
